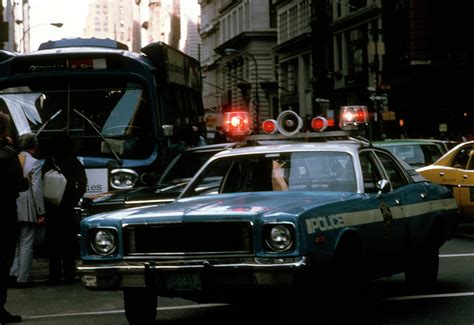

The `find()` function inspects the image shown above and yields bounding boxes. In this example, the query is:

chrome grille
[123,222,253,255]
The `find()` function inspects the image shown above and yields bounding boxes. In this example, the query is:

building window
[244,2,249,31]
[279,12,287,43]
[238,6,243,34]
[270,0,277,28]
[303,53,311,90]
[336,33,343,73]
[300,0,310,32]
[221,18,226,42]
[288,5,297,39]
[347,28,365,74]
[232,11,237,36]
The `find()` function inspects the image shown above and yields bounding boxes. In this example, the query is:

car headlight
[90,229,117,255]
[110,169,138,189]
[264,224,294,252]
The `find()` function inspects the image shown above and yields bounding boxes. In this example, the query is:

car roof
[213,139,366,158]
[372,139,446,145]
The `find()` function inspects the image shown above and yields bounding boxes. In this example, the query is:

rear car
[373,139,448,167]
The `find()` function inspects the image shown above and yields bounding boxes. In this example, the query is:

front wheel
[123,288,158,324]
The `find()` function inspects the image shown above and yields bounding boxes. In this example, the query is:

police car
[77,107,459,324]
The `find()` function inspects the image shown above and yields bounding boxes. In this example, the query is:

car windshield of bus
[0,76,154,159]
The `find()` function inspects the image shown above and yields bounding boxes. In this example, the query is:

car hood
[84,191,360,224]
[90,182,188,205]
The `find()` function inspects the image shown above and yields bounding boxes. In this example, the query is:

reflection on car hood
[85,191,360,223]
[91,183,188,204]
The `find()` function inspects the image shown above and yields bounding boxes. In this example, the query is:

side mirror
[376,179,391,195]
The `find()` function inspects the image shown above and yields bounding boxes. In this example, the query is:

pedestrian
[42,132,87,285]
[183,124,207,148]
[0,112,29,323]
[9,133,46,288]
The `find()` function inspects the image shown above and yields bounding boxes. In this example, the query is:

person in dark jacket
[0,112,29,323]
[42,132,87,285]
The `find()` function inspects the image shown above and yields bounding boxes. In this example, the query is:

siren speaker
[277,110,303,136]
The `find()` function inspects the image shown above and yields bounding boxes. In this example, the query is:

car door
[359,150,407,261]
[433,144,474,216]
[459,148,474,217]
[371,150,412,256]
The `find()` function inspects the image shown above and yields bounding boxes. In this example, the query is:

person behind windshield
[271,159,288,191]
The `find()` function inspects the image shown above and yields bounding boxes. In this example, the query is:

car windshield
[159,150,220,185]
[187,151,357,195]
[0,76,154,159]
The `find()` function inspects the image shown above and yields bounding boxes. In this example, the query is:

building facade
[84,0,141,52]
[199,0,277,136]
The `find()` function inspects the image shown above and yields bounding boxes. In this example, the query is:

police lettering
[306,215,344,234]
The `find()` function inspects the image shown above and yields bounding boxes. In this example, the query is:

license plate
[166,273,201,291]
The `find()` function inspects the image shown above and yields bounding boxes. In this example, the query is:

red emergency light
[339,106,369,130]
[261,119,277,134]
[311,116,328,132]
[223,111,252,136]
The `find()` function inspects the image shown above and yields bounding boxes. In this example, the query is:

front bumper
[77,256,308,291]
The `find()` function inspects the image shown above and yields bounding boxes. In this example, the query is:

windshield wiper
[73,109,122,165]
[36,109,62,135]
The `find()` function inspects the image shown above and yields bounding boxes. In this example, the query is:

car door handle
[463,175,468,179]
[439,172,445,176]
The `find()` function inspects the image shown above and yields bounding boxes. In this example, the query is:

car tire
[405,246,439,294]
[324,235,371,323]
[405,219,441,293]
[123,288,157,324]
[332,234,366,294]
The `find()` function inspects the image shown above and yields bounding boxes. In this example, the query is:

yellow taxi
[417,141,474,218]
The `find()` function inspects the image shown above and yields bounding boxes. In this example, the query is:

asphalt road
[5,221,474,324]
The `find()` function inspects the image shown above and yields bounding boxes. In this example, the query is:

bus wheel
[123,288,157,324]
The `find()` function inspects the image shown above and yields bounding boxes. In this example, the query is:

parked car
[78,142,237,217]
[372,139,450,167]
[417,141,474,219]
[78,109,458,324]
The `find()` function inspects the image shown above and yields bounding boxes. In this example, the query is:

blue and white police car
[78,107,459,324]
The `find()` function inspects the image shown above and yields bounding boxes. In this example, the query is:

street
[6,222,474,324]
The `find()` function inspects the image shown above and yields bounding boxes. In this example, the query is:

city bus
[0,38,204,196]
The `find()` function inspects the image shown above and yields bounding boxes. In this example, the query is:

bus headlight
[264,224,294,252]
[90,229,117,255]
[110,168,138,189]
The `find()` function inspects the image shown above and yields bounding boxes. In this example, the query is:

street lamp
[19,22,63,53]
[224,48,260,131]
